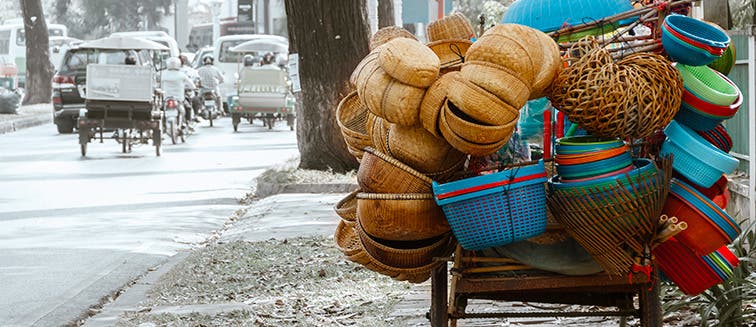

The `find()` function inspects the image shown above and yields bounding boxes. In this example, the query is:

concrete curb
[0,114,52,135]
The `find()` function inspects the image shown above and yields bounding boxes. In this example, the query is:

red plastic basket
[662,191,730,255]
[654,237,722,295]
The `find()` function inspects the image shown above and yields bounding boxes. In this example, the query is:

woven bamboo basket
[460,60,531,110]
[531,30,563,99]
[356,218,454,269]
[378,37,440,88]
[350,51,379,87]
[419,71,457,138]
[334,219,361,257]
[425,156,467,183]
[438,106,508,157]
[427,39,472,73]
[485,24,544,85]
[447,73,520,126]
[356,64,426,126]
[464,32,535,86]
[443,100,518,145]
[357,147,433,193]
[546,158,673,276]
[336,91,372,148]
[386,124,467,175]
[362,247,448,283]
[370,25,418,51]
[356,192,450,241]
[548,40,683,139]
[334,188,360,222]
[427,12,475,42]
[367,115,390,154]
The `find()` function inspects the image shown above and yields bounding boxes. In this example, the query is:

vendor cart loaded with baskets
[76,36,170,157]
[333,0,747,325]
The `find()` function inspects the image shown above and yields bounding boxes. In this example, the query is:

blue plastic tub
[433,160,548,250]
[660,120,738,188]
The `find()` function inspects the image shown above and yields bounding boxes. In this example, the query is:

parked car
[192,46,214,69]
[51,46,151,133]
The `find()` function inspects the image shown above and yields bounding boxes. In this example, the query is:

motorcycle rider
[179,55,201,122]
[161,57,195,132]
[196,54,224,117]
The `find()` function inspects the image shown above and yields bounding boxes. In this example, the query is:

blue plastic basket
[665,15,730,48]
[662,27,721,66]
[660,120,738,188]
[432,160,548,250]
[675,102,723,132]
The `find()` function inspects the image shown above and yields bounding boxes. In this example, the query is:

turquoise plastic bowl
[662,27,721,66]
[549,158,657,194]
[665,14,730,48]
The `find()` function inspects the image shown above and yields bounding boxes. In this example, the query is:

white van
[0,23,68,87]
[212,34,288,110]
[110,31,180,64]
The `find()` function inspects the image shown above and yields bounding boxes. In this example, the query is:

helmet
[166,57,181,70]
[179,55,189,66]
[261,52,275,65]
[124,55,137,65]
[243,54,256,67]
[202,54,214,65]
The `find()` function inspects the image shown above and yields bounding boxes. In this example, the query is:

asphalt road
[0,117,298,326]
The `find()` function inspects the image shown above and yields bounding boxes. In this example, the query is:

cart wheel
[169,121,176,145]
[80,143,87,157]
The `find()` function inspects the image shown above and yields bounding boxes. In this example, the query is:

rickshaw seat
[237,67,287,109]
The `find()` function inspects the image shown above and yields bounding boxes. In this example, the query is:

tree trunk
[20,0,53,105]
[703,0,732,29]
[285,0,369,172]
[378,0,395,27]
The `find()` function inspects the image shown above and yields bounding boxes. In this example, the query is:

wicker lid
[378,38,440,88]
[370,25,418,51]
[427,12,475,42]
[387,124,467,174]
[419,71,458,138]
[427,39,472,70]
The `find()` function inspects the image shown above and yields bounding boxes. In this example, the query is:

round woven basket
[356,217,453,268]
[336,91,371,141]
[420,71,458,137]
[531,31,563,99]
[350,51,379,87]
[368,115,390,154]
[485,24,543,86]
[427,39,472,72]
[427,12,475,42]
[356,64,426,126]
[334,188,360,222]
[387,124,467,174]
[443,100,518,145]
[370,25,418,51]
[379,38,440,88]
[447,73,520,126]
[425,156,467,183]
[362,246,447,283]
[460,60,531,110]
[334,219,361,257]
[465,32,535,85]
[357,147,433,193]
[356,192,450,241]
[438,106,508,156]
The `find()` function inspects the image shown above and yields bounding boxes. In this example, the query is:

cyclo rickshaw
[75,36,170,157]
[228,39,296,131]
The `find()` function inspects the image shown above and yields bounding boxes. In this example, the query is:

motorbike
[199,89,221,127]
[163,96,185,144]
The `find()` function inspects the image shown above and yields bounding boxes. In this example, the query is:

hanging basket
[369,25,418,51]
[426,12,475,42]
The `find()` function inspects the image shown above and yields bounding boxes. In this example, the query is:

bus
[188,18,255,52]
[0,22,68,87]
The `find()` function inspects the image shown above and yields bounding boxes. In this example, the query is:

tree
[378,0,395,27]
[20,0,53,105]
[705,0,732,29]
[284,0,370,172]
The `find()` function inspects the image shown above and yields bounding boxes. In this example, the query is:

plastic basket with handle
[432,160,548,250]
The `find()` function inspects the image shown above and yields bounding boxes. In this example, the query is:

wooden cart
[428,245,661,326]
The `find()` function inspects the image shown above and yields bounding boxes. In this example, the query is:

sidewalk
[0,103,53,134]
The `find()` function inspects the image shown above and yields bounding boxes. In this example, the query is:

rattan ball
[443,100,518,145]
[460,60,531,110]
[427,12,475,42]
[386,124,467,175]
[446,72,520,126]
[419,71,457,137]
[548,40,683,139]
[378,38,440,88]
[370,26,418,51]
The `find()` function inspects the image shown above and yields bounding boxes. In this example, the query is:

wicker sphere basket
[464,31,535,86]
[379,38,440,88]
[531,30,563,99]
[334,188,360,222]
[427,12,475,42]
[334,219,361,257]
[356,192,450,241]
[356,64,426,126]
[356,216,453,268]
[350,51,379,87]
[460,60,531,110]
[439,106,508,156]
[357,147,433,193]
[370,25,418,51]
[446,73,520,126]
[420,72,458,137]
[443,100,518,145]
[427,39,472,73]
[387,124,467,175]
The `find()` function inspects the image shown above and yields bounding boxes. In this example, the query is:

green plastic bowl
[708,43,736,75]
[676,64,739,106]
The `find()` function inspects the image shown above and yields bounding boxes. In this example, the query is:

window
[218,40,247,63]
[0,30,10,54]
[16,28,65,45]
[61,49,133,72]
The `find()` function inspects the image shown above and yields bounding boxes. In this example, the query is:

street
[0,117,298,327]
